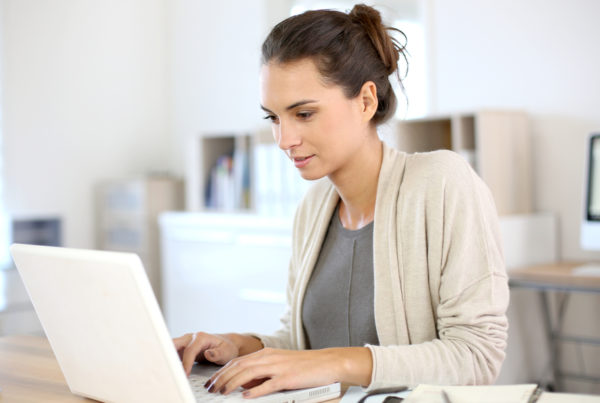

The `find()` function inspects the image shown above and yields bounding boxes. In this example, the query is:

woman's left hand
[204,346,372,398]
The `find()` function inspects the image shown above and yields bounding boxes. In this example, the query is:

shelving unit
[95,176,184,306]
[396,110,532,215]
[186,129,311,216]
[187,133,254,212]
[187,111,530,216]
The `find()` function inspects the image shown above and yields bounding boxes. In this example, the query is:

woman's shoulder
[403,149,478,186]
[406,149,472,173]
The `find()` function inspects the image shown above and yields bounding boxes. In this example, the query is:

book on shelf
[254,143,312,216]
[205,139,251,211]
[201,133,312,214]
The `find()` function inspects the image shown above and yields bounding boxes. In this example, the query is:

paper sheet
[403,384,538,403]
[537,392,600,402]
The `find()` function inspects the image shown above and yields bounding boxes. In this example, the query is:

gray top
[302,203,379,349]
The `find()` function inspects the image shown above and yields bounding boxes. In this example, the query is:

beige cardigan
[254,143,509,390]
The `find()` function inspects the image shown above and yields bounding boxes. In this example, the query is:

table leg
[539,290,561,391]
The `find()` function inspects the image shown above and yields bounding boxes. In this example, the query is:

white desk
[509,262,600,391]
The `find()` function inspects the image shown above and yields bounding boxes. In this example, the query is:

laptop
[9,243,341,403]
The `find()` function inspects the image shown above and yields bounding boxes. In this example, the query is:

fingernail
[207,350,215,359]
[204,379,211,388]
[243,391,251,398]
[207,383,215,393]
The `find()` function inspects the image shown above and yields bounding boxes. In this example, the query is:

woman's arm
[364,150,509,390]
[367,272,509,389]
[205,346,373,398]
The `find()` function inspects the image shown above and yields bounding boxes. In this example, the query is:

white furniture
[498,213,558,270]
[159,212,293,336]
[0,268,43,336]
[96,176,184,306]
[395,110,532,215]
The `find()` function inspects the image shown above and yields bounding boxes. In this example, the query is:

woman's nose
[275,122,301,151]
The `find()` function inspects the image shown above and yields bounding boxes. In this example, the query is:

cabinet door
[161,214,292,336]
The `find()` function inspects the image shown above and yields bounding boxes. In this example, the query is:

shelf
[396,110,532,215]
[187,129,311,216]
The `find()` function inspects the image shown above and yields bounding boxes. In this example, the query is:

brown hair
[261,4,407,125]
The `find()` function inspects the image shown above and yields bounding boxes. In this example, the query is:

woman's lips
[293,155,315,168]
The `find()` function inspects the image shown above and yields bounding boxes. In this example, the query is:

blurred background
[0,0,599,395]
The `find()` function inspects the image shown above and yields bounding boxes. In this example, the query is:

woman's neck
[329,134,383,230]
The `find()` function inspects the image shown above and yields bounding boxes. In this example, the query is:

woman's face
[260,58,374,181]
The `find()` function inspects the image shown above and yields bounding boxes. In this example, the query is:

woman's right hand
[173,332,240,375]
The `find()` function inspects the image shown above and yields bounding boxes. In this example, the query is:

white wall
[169,0,273,177]
[429,0,600,262]
[429,0,600,392]
[1,0,172,249]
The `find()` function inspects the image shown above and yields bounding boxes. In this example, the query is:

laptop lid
[10,243,196,403]
[9,244,341,403]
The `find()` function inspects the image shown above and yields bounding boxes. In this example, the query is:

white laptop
[9,243,341,403]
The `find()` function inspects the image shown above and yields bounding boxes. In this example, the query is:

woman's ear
[358,81,378,123]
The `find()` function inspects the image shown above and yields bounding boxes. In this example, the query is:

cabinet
[395,110,532,215]
[0,268,43,336]
[159,212,292,336]
[95,176,184,306]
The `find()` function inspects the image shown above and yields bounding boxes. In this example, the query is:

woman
[174,4,509,399]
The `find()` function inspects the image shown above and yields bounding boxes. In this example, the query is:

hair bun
[349,4,401,75]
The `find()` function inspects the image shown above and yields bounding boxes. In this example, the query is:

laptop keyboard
[189,373,249,402]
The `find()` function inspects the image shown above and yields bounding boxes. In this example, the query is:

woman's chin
[298,169,326,182]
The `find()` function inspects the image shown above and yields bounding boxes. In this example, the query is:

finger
[203,345,235,366]
[173,333,193,351]
[182,334,207,375]
[241,378,279,399]
[207,358,250,394]
[242,377,269,389]
[219,363,273,396]
[207,347,269,393]
[173,334,195,362]
[203,348,224,365]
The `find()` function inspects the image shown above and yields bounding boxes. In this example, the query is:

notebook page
[404,384,538,403]
[537,392,600,402]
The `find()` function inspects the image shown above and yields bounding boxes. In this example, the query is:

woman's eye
[263,115,279,123]
[297,111,313,119]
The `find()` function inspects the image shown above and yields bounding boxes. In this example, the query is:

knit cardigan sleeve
[366,149,509,389]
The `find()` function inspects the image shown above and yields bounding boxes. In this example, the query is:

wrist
[334,347,373,387]
[223,333,264,357]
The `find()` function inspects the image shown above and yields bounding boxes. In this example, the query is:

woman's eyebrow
[285,99,318,110]
[260,99,319,113]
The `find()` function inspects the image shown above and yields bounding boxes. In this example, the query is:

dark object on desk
[357,386,408,403]
[383,397,403,403]
[441,389,453,403]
